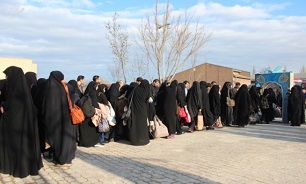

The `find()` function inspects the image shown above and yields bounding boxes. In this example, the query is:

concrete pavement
[1,122,306,184]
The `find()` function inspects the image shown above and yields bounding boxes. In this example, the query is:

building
[172,62,251,86]
[0,57,37,79]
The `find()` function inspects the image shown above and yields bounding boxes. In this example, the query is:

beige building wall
[172,63,251,87]
[0,58,37,79]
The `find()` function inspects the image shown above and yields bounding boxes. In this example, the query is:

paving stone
[1,122,306,183]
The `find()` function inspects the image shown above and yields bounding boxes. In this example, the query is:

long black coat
[220,82,234,125]
[249,85,260,113]
[0,66,43,178]
[187,81,202,120]
[209,85,221,122]
[163,80,178,135]
[234,84,251,126]
[42,71,76,165]
[128,80,150,146]
[79,81,101,147]
[288,85,305,126]
[200,81,214,126]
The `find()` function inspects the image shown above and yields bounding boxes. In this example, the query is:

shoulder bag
[121,89,135,121]
[62,81,85,124]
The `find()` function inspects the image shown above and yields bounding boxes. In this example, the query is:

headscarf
[25,71,37,89]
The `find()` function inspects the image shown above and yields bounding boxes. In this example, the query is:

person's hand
[148,97,153,103]
[0,106,4,113]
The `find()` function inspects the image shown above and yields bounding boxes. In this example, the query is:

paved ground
[1,121,306,184]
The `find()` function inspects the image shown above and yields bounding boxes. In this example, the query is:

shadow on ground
[219,122,306,143]
[75,149,218,184]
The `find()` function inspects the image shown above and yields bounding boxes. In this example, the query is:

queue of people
[0,66,305,178]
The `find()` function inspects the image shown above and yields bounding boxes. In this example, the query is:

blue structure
[255,72,293,123]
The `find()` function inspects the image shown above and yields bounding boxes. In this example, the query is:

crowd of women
[0,66,305,178]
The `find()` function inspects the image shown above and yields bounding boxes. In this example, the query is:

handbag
[226,89,235,107]
[62,81,85,124]
[70,105,85,124]
[150,115,169,139]
[122,89,135,121]
[249,111,257,123]
[98,118,110,133]
[179,107,187,118]
[196,111,204,131]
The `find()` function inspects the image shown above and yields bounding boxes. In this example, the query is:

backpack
[260,95,269,110]
[76,94,95,118]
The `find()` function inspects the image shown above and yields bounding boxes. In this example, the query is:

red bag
[62,81,85,124]
[179,107,187,118]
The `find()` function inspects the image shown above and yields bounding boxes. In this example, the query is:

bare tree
[137,0,212,82]
[105,12,129,83]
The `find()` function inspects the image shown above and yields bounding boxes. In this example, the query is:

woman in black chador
[187,81,202,132]
[0,66,43,178]
[33,78,48,154]
[128,79,150,146]
[249,85,260,114]
[163,80,179,139]
[42,71,76,166]
[79,81,101,147]
[220,82,234,126]
[288,85,305,126]
[208,85,221,124]
[261,88,275,124]
[200,81,214,130]
[234,84,251,127]
[176,82,187,134]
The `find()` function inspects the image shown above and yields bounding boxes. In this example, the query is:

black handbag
[122,89,135,121]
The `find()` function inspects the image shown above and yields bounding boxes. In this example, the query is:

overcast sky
[0,0,305,83]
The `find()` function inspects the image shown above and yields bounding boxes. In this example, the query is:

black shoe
[206,127,214,130]
[176,131,185,135]
[238,125,245,128]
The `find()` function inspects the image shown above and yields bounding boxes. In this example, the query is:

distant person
[231,82,241,99]
[151,79,160,103]
[77,75,85,97]
[136,77,143,85]
[206,83,212,93]
[0,66,43,177]
[183,80,190,97]
[249,85,260,115]
[220,82,234,126]
[261,88,274,124]
[211,81,217,86]
[93,75,102,84]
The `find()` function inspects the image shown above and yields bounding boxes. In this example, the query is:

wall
[0,58,37,79]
